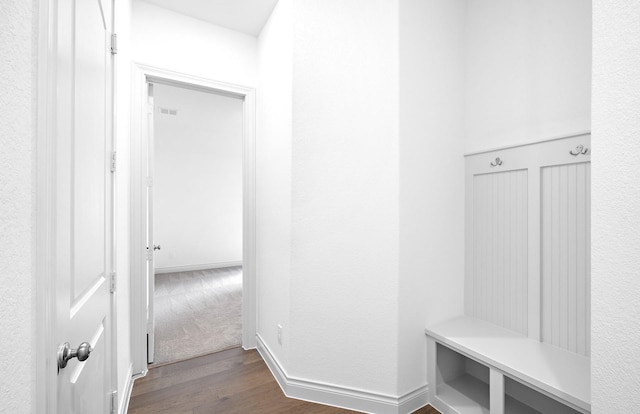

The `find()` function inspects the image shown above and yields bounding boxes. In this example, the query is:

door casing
[130,63,257,376]
[36,1,57,411]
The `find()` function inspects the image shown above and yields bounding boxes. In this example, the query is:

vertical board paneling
[551,166,560,346]
[541,167,552,343]
[585,165,591,356]
[470,170,528,335]
[509,172,517,331]
[567,165,578,353]
[541,162,591,356]
[519,170,528,333]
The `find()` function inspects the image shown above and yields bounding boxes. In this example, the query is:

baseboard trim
[256,335,429,414]
[398,384,431,414]
[154,261,242,274]
[119,363,134,414]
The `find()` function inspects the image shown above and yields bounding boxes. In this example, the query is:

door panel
[74,0,108,296]
[55,0,115,412]
[70,321,106,413]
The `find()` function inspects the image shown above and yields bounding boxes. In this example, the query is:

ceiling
[142,0,279,36]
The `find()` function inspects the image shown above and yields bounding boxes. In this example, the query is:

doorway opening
[130,65,256,375]
[149,81,244,365]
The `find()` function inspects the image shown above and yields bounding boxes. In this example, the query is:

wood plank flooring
[128,347,440,414]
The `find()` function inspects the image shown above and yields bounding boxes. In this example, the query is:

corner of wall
[398,0,466,397]
[1,0,37,412]
[255,0,293,370]
[591,1,640,411]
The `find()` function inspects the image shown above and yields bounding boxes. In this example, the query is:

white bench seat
[425,316,590,414]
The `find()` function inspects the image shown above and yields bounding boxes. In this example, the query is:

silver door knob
[57,342,92,371]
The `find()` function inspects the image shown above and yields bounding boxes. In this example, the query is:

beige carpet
[153,266,242,365]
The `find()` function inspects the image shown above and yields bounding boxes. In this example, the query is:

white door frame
[36,0,119,412]
[130,63,257,375]
[36,1,57,411]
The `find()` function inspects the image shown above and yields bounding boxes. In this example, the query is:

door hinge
[111,33,118,55]
[147,103,154,115]
[110,152,117,173]
[110,271,116,293]
[110,390,118,414]
[146,176,153,187]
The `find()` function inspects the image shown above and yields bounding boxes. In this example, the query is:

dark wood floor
[128,347,439,414]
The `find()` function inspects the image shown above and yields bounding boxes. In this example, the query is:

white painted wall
[132,0,258,87]
[153,83,243,270]
[398,0,466,396]
[465,0,592,153]
[114,1,134,411]
[256,0,293,368]
[288,0,400,394]
[9,1,636,413]
[0,1,35,412]
[592,1,640,411]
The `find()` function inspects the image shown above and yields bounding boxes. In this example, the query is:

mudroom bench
[425,316,590,414]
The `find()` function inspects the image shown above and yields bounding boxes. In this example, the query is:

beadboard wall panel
[465,133,591,352]
[541,162,591,356]
[469,170,528,335]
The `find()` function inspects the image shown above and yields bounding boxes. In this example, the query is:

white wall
[465,0,592,153]
[592,1,640,411]
[153,83,243,270]
[398,0,466,396]
[132,0,258,87]
[115,1,133,411]
[0,1,35,412]
[8,1,632,413]
[256,0,293,368]
[288,0,400,394]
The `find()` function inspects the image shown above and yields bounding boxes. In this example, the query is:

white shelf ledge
[426,316,590,413]
[437,373,490,414]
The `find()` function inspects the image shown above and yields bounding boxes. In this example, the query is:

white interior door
[55,0,116,412]
[146,82,156,364]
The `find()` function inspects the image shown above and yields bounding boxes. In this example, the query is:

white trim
[398,386,431,414]
[255,335,429,414]
[118,364,134,414]
[256,335,288,394]
[154,261,243,274]
[36,1,56,412]
[130,63,257,375]
[130,61,148,374]
[463,131,591,157]
[109,0,119,406]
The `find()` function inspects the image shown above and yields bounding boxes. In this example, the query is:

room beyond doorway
[150,81,244,365]
[130,64,257,376]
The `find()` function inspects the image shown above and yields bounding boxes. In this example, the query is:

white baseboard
[256,335,429,414]
[154,261,242,274]
[119,363,134,414]
[398,385,432,414]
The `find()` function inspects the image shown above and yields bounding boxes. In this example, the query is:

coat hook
[569,145,589,156]
[490,157,503,167]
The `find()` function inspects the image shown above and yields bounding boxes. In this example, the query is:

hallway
[129,347,439,413]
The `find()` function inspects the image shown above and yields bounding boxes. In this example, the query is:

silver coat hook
[569,145,589,156]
